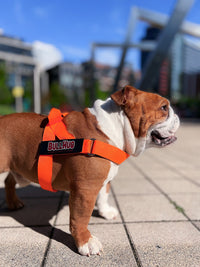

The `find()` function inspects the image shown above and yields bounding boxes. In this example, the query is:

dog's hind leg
[4,172,24,210]
[96,182,118,220]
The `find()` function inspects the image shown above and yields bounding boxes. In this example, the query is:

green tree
[84,80,109,107]
[49,82,66,108]
[0,63,13,104]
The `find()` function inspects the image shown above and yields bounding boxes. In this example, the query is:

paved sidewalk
[0,122,200,266]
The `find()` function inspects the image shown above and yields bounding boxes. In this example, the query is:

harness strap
[38,108,129,192]
[87,139,129,164]
[38,108,73,192]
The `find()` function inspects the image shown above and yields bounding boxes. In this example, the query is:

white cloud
[32,41,63,70]
[95,49,120,66]
[0,28,4,35]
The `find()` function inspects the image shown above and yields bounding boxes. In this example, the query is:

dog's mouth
[151,130,177,147]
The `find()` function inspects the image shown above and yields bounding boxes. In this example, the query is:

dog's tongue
[152,134,161,145]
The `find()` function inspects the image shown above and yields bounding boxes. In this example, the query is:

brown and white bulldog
[0,86,179,256]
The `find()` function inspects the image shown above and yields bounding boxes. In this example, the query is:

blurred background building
[141,26,200,100]
[47,62,84,110]
[182,39,200,98]
[0,1,200,118]
[0,35,35,83]
[0,34,36,112]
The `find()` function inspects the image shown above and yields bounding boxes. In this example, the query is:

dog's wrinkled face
[111,85,180,154]
[147,105,180,148]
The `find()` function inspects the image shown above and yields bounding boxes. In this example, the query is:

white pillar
[33,66,41,114]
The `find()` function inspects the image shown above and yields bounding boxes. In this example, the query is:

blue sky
[0,0,200,70]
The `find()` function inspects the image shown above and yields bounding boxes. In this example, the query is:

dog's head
[111,85,180,156]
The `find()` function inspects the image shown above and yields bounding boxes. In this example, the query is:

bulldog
[0,85,180,256]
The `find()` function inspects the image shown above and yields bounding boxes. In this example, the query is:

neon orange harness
[38,108,130,192]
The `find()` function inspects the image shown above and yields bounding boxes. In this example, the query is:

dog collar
[38,108,129,192]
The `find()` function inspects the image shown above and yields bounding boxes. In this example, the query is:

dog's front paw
[78,235,103,256]
[99,206,118,220]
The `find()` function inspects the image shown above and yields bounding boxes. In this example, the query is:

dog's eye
[161,105,168,111]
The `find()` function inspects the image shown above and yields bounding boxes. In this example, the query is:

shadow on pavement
[0,185,78,254]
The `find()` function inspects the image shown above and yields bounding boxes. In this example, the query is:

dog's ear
[111,85,138,107]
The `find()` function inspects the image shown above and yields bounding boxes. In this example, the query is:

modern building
[141,26,200,101]
[82,61,135,92]
[141,27,161,71]
[0,34,36,92]
[182,39,200,98]
[141,26,171,97]
[170,34,184,100]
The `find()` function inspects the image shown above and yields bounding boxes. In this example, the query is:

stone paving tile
[153,179,200,194]
[169,193,200,220]
[178,169,200,180]
[116,194,185,222]
[155,154,198,170]
[164,149,200,168]
[193,222,200,232]
[140,167,182,180]
[112,176,159,195]
[133,155,166,171]
[54,192,122,225]
[46,224,137,266]
[144,170,182,180]
[117,160,144,179]
[131,124,200,173]
[127,222,200,267]
[145,139,200,171]
[0,226,51,267]
[0,197,61,227]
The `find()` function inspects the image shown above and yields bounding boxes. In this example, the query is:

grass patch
[0,105,15,115]
[170,200,185,213]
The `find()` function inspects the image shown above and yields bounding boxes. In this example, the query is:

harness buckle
[87,138,96,157]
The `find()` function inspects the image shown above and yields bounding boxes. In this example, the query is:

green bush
[174,97,200,118]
